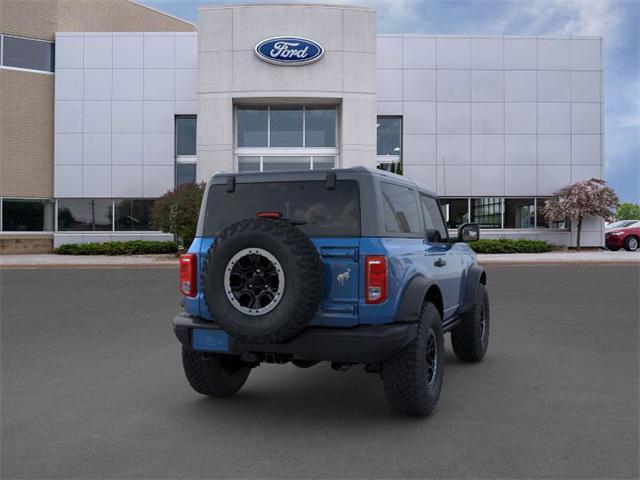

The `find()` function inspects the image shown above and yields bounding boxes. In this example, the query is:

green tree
[151,182,205,247]
[616,202,640,220]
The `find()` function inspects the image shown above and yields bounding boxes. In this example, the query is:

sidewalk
[0,254,178,268]
[477,250,640,265]
[1,250,639,268]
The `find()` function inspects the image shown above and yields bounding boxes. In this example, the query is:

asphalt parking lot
[1,265,638,479]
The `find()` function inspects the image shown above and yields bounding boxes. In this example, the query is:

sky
[140,0,639,203]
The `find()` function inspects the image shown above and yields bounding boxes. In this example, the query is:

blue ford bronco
[174,167,489,416]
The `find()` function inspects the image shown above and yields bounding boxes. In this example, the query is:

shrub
[468,238,554,254]
[151,183,206,247]
[54,240,178,256]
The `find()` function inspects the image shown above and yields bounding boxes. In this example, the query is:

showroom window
[536,198,569,229]
[175,115,197,186]
[376,116,402,175]
[504,198,535,229]
[53,199,159,232]
[472,198,503,229]
[114,199,155,231]
[1,34,54,73]
[57,199,112,231]
[1,198,54,231]
[440,198,470,229]
[235,106,338,172]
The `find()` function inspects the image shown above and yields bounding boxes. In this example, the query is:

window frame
[376,115,403,170]
[0,197,54,232]
[0,34,55,75]
[175,115,197,186]
[234,105,339,171]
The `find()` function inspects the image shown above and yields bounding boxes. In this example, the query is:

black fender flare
[394,275,441,323]
[460,265,487,314]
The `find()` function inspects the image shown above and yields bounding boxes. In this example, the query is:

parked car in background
[605,223,640,251]
[605,220,639,230]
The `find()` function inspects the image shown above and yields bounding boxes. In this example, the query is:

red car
[605,222,640,251]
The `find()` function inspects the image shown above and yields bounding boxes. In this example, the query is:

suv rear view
[174,167,490,416]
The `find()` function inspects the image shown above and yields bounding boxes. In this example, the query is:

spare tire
[202,217,324,344]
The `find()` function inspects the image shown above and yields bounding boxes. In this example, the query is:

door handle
[434,258,447,267]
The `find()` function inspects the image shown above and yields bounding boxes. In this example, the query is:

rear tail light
[179,253,197,297]
[257,211,282,219]
[365,256,387,304]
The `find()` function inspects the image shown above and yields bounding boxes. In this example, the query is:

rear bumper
[173,313,417,364]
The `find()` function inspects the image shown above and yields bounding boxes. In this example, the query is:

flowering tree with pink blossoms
[543,178,619,250]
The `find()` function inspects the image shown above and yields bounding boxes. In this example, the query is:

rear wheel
[381,303,444,417]
[182,348,251,397]
[624,236,638,252]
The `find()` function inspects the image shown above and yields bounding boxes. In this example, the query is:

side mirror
[458,223,480,242]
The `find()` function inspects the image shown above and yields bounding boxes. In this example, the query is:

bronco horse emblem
[337,268,351,286]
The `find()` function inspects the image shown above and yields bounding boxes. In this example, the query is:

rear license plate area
[192,329,230,352]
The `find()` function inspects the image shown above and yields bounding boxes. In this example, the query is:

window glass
[238,156,261,172]
[176,163,196,186]
[377,117,401,156]
[305,107,336,147]
[504,198,535,228]
[380,182,421,234]
[237,107,268,147]
[204,181,360,237]
[420,195,448,242]
[312,156,335,170]
[175,116,196,156]
[2,199,53,231]
[262,156,311,171]
[536,197,569,229]
[439,198,469,228]
[471,198,502,228]
[2,35,54,72]
[57,199,112,231]
[269,107,303,147]
[114,199,155,231]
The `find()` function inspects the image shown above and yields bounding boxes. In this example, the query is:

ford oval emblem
[255,36,324,66]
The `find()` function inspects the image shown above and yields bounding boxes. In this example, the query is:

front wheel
[182,348,251,397]
[451,283,490,362]
[381,303,444,417]
[624,236,638,252]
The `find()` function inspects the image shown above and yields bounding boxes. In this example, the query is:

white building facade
[51,3,604,247]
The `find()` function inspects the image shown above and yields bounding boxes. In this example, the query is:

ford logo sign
[255,36,324,66]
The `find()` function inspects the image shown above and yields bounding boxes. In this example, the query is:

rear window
[203,180,360,237]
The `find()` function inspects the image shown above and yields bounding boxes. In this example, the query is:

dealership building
[0,1,605,252]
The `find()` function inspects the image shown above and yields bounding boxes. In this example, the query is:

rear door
[419,194,465,318]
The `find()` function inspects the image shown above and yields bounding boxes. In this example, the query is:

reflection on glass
[3,199,54,231]
[175,116,196,155]
[115,199,155,231]
[504,198,535,228]
[312,156,335,170]
[262,156,311,171]
[2,36,54,72]
[57,199,112,231]
[237,107,268,147]
[238,156,261,172]
[536,197,569,229]
[305,108,336,147]
[270,107,303,147]
[377,117,402,156]
[176,163,196,186]
[439,198,469,228]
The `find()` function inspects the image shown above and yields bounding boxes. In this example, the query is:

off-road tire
[451,283,490,362]
[182,348,251,397]
[624,236,638,252]
[202,217,324,344]
[381,303,444,417]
